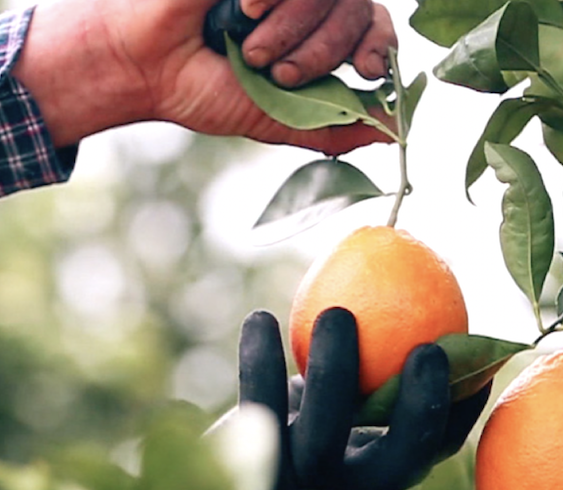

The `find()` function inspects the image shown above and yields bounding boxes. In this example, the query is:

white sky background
[8,0,563,347]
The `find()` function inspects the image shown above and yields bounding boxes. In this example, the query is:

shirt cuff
[0,6,78,198]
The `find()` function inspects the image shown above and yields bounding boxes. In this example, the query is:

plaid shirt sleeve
[0,6,78,198]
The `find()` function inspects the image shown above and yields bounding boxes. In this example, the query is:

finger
[291,307,359,488]
[385,344,450,470]
[239,310,289,425]
[345,344,450,490]
[242,0,337,68]
[269,0,374,86]
[240,0,283,20]
[436,381,492,462]
[245,104,396,155]
[351,3,398,79]
[239,311,297,490]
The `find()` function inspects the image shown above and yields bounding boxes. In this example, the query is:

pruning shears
[203,0,260,54]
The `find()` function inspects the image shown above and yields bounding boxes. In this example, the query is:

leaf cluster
[224,10,549,452]
[410,0,563,334]
[226,36,427,243]
[358,333,529,426]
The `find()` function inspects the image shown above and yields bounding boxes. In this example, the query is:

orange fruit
[289,225,468,395]
[476,350,563,490]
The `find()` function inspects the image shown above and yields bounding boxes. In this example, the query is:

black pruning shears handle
[203,0,260,54]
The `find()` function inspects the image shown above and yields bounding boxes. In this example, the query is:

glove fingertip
[243,309,278,329]
[240,309,282,363]
[405,343,449,380]
[310,307,359,365]
[239,309,288,419]
[315,306,356,325]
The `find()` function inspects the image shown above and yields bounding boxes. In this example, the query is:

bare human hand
[13,0,397,155]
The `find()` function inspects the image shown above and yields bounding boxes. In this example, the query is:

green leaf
[357,375,400,427]
[353,80,395,113]
[526,25,563,97]
[413,443,475,490]
[357,333,530,427]
[502,69,530,87]
[251,159,384,245]
[225,35,397,139]
[522,0,563,28]
[433,2,539,93]
[523,25,563,101]
[495,2,540,71]
[410,0,508,48]
[404,72,428,136]
[465,97,553,198]
[440,333,528,400]
[557,283,563,316]
[484,142,555,311]
[542,122,563,163]
[410,0,563,48]
[528,75,563,131]
[537,99,563,131]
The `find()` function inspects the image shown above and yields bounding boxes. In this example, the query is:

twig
[386,48,411,228]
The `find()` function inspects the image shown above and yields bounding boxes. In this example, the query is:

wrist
[12,0,152,148]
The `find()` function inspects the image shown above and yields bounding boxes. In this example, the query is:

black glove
[203,0,259,54]
[239,307,491,490]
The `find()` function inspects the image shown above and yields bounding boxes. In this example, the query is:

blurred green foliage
[0,99,305,486]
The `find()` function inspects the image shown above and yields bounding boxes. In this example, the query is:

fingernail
[245,0,267,19]
[365,52,385,78]
[272,61,303,87]
[245,47,271,68]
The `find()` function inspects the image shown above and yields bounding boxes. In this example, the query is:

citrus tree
[411,0,563,342]
[219,0,563,487]
[234,0,563,338]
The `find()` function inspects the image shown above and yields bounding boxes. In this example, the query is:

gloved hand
[239,307,491,490]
